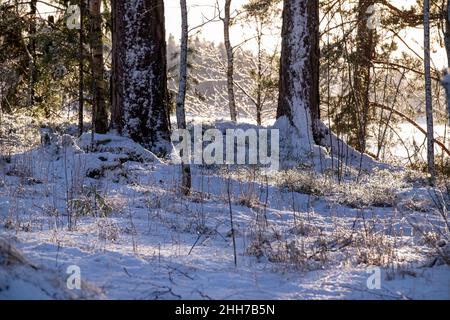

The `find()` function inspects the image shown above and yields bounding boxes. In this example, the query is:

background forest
[1,0,449,170]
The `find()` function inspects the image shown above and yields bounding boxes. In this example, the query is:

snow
[0,239,105,299]
[0,129,449,300]
[78,133,162,164]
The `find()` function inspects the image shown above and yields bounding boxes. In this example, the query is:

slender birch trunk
[256,26,263,126]
[224,0,237,122]
[176,0,192,195]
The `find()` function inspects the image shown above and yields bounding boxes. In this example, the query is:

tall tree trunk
[352,0,376,153]
[89,0,108,133]
[424,0,436,183]
[28,0,37,108]
[111,0,122,133]
[79,0,85,136]
[176,0,191,195]
[276,0,320,143]
[309,0,320,141]
[256,24,263,126]
[274,0,384,171]
[444,0,450,126]
[224,0,237,122]
[111,0,171,155]
[445,0,450,68]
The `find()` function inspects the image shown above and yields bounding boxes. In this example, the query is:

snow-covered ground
[0,120,449,300]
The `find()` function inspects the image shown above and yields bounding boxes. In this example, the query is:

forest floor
[0,116,449,300]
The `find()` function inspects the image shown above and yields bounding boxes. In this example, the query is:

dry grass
[274,169,407,208]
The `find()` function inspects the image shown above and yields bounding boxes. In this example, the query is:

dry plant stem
[227,174,237,267]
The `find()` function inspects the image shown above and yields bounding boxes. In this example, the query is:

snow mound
[4,132,164,184]
[316,121,395,171]
[0,237,38,269]
[77,133,163,164]
[0,238,105,299]
[273,116,396,172]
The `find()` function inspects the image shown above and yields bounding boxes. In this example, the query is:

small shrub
[97,219,120,242]
[353,229,396,266]
[277,170,330,196]
[411,186,450,266]
[237,193,259,208]
[69,186,113,218]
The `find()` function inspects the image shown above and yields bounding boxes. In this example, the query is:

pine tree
[111,0,171,155]
[276,0,381,171]
[242,0,280,125]
[277,0,320,143]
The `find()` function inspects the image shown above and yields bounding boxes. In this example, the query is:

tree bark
[276,0,320,143]
[256,24,263,125]
[78,0,85,136]
[445,0,450,68]
[111,0,171,155]
[224,0,237,122]
[176,0,191,195]
[28,0,37,108]
[424,0,436,183]
[111,0,122,133]
[275,0,386,171]
[308,0,320,141]
[89,0,108,134]
[444,0,450,126]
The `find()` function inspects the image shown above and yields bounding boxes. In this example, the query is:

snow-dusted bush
[245,224,331,271]
[288,221,320,237]
[275,170,332,196]
[336,182,397,208]
[69,185,114,219]
[274,169,406,208]
[6,154,34,179]
[411,186,450,266]
[97,219,120,242]
[353,229,397,266]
